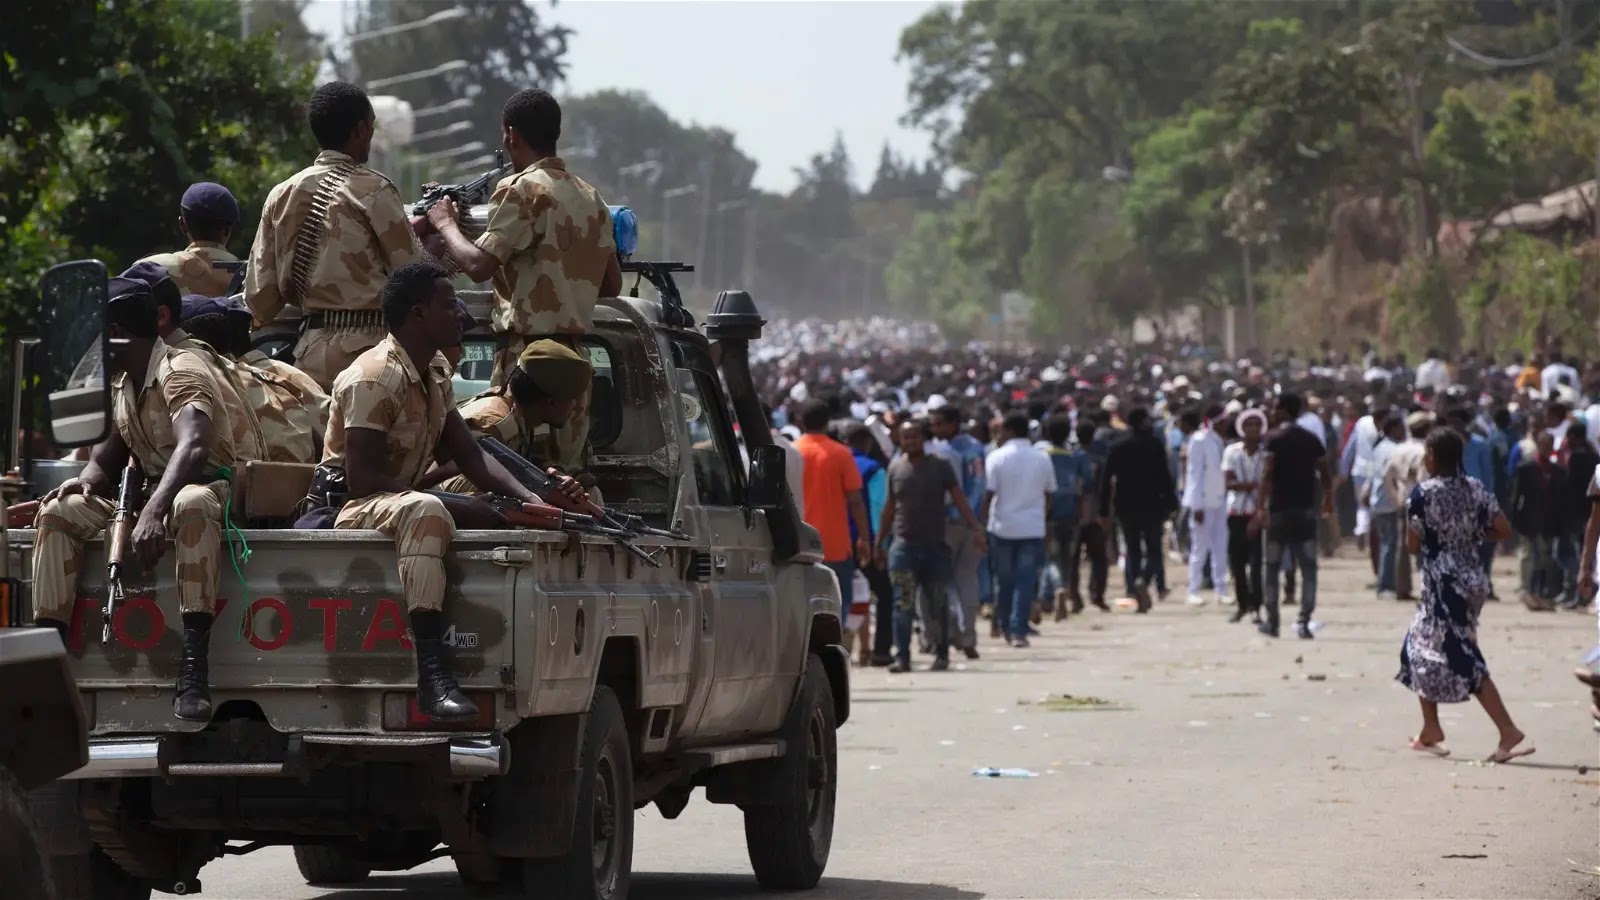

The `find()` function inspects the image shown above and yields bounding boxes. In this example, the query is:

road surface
[194,554,1600,899]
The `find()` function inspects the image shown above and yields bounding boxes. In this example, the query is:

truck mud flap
[488,713,585,858]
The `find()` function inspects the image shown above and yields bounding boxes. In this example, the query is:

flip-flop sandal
[1486,739,1536,764]
[1409,737,1450,757]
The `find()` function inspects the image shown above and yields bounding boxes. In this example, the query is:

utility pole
[694,157,715,293]
[741,204,757,294]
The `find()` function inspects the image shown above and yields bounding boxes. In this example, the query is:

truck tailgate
[10,528,525,734]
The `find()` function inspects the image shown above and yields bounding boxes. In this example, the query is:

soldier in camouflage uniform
[422,339,594,497]
[32,277,249,721]
[179,295,331,463]
[424,88,622,478]
[135,182,242,298]
[322,260,558,720]
[246,81,423,390]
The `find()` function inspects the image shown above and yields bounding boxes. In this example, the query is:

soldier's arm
[601,253,623,298]
[429,179,543,284]
[244,189,286,323]
[437,410,537,505]
[342,428,418,500]
[143,405,213,522]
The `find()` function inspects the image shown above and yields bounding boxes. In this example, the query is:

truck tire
[743,654,837,890]
[292,844,372,885]
[0,765,54,900]
[48,849,151,900]
[521,686,633,900]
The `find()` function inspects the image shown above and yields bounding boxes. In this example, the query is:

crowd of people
[764,320,1598,750]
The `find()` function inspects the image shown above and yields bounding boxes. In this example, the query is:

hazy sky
[300,0,943,193]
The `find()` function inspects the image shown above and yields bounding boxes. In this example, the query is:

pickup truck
[12,259,849,900]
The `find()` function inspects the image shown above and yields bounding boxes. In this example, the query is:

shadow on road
[303,871,984,900]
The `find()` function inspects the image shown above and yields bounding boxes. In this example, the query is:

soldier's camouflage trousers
[32,482,227,621]
[490,336,591,476]
[335,490,454,612]
[296,325,386,391]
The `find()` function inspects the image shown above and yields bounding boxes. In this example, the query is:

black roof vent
[704,290,764,341]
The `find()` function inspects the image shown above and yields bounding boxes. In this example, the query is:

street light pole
[714,199,747,290]
[662,185,698,260]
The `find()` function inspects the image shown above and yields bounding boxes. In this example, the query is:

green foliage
[885,209,997,337]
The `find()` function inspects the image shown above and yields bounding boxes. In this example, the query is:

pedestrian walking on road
[1399,428,1534,763]
[877,420,986,673]
[794,400,872,626]
[1180,407,1228,606]
[1223,409,1267,623]
[983,412,1056,646]
[1100,407,1178,612]
[1039,415,1094,619]
[931,405,989,657]
[1258,393,1334,639]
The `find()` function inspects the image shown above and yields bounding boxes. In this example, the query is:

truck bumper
[62,732,508,781]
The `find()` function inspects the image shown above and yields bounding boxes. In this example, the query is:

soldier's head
[501,89,561,166]
[509,340,593,428]
[105,277,160,375]
[382,260,462,351]
[179,296,252,357]
[118,262,183,338]
[178,182,239,245]
[308,81,376,163]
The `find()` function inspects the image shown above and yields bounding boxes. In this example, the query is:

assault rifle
[104,458,144,645]
[422,490,663,568]
[478,437,687,540]
[409,151,512,218]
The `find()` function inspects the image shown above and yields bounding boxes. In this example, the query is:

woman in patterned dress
[1398,428,1535,762]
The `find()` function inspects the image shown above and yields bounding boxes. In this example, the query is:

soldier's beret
[119,261,182,311]
[179,294,251,323]
[517,340,592,401]
[180,182,240,225]
[106,277,153,304]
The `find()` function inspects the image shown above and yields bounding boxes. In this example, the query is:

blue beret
[120,260,171,289]
[179,294,249,322]
[180,182,240,225]
[106,277,153,304]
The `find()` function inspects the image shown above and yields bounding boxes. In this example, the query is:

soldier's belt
[304,310,386,330]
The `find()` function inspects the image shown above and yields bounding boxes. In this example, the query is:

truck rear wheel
[48,849,151,900]
[0,765,54,900]
[743,654,837,890]
[292,844,372,885]
[521,686,633,900]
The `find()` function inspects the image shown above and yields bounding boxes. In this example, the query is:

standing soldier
[424,88,623,476]
[319,260,562,720]
[246,81,422,390]
[136,182,242,297]
[31,276,248,721]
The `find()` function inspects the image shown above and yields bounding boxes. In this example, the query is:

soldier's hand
[42,477,92,504]
[130,511,168,571]
[548,469,589,507]
[426,196,461,231]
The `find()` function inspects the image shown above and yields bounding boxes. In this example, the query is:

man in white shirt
[1223,409,1268,622]
[1542,352,1580,399]
[1415,348,1451,393]
[1179,408,1228,606]
[982,411,1057,648]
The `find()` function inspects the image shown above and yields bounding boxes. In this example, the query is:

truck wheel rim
[805,704,834,855]
[591,749,621,889]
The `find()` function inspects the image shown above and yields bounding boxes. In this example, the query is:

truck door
[670,340,785,739]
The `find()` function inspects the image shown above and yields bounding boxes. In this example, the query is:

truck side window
[671,341,744,507]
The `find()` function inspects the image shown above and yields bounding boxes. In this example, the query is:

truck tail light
[0,579,14,628]
[382,692,495,731]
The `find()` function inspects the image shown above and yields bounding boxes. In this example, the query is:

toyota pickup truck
[12,259,848,900]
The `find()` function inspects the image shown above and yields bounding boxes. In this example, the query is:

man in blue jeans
[877,419,986,673]
[1258,393,1335,639]
[983,412,1057,647]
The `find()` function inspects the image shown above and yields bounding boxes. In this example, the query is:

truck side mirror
[747,444,787,512]
[35,260,112,448]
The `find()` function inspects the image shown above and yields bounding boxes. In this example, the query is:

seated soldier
[32,276,250,720]
[420,339,592,496]
[178,295,331,463]
[321,260,564,720]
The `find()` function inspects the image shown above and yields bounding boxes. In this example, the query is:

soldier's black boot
[410,611,479,721]
[34,618,70,643]
[173,612,213,721]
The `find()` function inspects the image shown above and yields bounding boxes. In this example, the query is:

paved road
[197,554,1599,899]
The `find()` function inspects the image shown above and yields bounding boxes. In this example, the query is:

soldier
[420,339,594,495]
[246,81,423,390]
[136,182,243,297]
[32,276,247,720]
[423,88,622,477]
[321,260,562,720]
[178,295,331,463]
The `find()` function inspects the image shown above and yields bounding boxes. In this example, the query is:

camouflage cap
[180,181,240,225]
[517,340,592,401]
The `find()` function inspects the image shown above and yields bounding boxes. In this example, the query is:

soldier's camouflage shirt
[137,241,239,298]
[239,350,332,464]
[475,157,614,338]
[113,339,241,478]
[165,329,267,464]
[245,150,421,322]
[321,335,453,487]
[457,391,553,464]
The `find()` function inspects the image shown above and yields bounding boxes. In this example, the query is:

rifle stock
[104,459,144,644]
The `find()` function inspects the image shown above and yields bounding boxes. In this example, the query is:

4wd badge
[443,625,480,649]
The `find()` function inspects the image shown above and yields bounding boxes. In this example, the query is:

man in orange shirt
[793,400,872,613]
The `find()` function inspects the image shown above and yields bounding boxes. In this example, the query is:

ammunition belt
[288,163,356,306]
[304,309,386,330]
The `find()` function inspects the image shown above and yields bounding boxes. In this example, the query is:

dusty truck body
[12,263,848,899]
